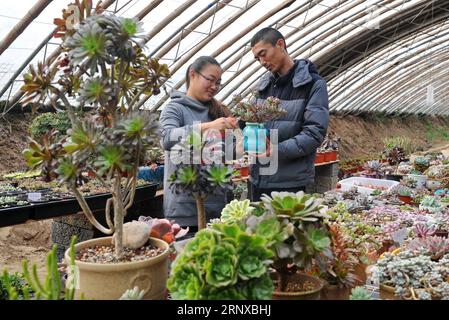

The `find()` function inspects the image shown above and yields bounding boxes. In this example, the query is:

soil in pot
[77,243,165,263]
[271,272,323,300]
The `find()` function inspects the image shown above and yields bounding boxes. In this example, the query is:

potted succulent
[361,160,385,179]
[167,222,274,300]
[244,191,330,299]
[169,134,235,230]
[320,131,340,162]
[375,250,434,300]
[316,223,360,300]
[231,93,286,154]
[20,4,171,299]
[396,185,414,205]
[314,147,326,164]
[384,146,406,181]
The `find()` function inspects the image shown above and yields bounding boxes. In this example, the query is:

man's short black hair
[250,27,286,48]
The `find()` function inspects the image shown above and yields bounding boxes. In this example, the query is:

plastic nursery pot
[315,153,325,164]
[239,166,249,177]
[323,151,333,162]
[328,150,338,161]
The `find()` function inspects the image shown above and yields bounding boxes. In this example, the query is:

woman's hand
[201,117,238,132]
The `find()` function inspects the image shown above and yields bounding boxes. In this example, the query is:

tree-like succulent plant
[167,223,274,300]
[169,135,235,230]
[21,7,170,259]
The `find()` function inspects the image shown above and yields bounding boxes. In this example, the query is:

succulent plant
[383,136,415,155]
[414,157,430,173]
[414,223,437,238]
[419,196,442,213]
[320,131,340,151]
[246,191,330,292]
[385,146,406,166]
[220,199,254,224]
[349,286,373,300]
[167,223,274,300]
[362,160,384,178]
[376,250,434,299]
[230,94,287,123]
[20,10,169,259]
[169,135,235,230]
[316,223,360,288]
[260,191,328,222]
[119,286,145,300]
[407,236,449,261]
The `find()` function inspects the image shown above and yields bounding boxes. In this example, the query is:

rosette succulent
[167,223,274,300]
[220,199,254,224]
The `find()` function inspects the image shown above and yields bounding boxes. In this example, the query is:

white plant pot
[426,180,442,190]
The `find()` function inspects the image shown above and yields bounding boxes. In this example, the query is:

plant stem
[195,196,206,230]
[114,175,125,259]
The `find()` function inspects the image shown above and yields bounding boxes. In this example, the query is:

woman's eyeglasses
[197,72,222,89]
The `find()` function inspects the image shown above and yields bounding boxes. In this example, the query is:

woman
[159,56,237,234]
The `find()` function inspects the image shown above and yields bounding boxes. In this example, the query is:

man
[248,27,329,201]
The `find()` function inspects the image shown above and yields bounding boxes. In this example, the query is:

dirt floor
[1,112,449,282]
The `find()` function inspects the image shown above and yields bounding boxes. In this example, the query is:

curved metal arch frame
[330,23,449,113]
[1,0,449,116]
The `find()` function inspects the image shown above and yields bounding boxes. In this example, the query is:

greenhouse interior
[1,0,449,302]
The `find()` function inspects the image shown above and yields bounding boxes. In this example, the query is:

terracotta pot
[354,263,368,284]
[65,236,169,300]
[271,273,323,300]
[322,284,351,300]
[324,151,333,162]
[398,195,413,204]
[328,150,338,161]
[239,166,249,177]
[379,284,400,300]
[315,153,325,164]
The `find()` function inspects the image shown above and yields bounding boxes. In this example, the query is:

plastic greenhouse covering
[0,0,448,116]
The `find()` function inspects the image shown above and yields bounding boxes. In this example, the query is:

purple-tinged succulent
[414,223,437,238]
[407,236,449,261]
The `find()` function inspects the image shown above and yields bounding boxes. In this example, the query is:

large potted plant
[231,94,286,154]
[244,191,331,299]
[21,3,171,299]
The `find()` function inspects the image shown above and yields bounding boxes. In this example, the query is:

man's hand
[248,137,273,158]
